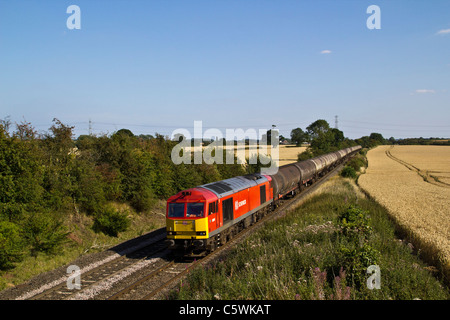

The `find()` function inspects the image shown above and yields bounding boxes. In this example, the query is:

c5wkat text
[179,304,271,317]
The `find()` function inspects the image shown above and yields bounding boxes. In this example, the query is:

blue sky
[1,0,449,139]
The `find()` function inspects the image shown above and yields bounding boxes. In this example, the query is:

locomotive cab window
[186,203,204,218]
[208,201,218,215]
[168,203,185,218]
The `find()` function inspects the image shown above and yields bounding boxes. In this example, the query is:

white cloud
[437,29,450,35]
[415,89,436,94]
[320,50,332,54]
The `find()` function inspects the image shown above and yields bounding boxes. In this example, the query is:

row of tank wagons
[270,146,362,199]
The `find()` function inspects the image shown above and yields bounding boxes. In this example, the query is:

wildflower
[332,267,351,300]
[311,267,327,300]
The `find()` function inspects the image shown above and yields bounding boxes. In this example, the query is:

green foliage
[395,137,450,146]
[0,203,26,222]
[121,148,157,211]
[339,205,372,239]
[246,153,272,174]
[340,244,380,288]
[0,124,44,220]
[304,120,346,155]
[338,205,378,287]
[355,133,385,149]
[295,119,358,160]
[71,157,106,214]
[297,149,314,161]
[21,211,69,257]
[346,156,367,172]
[95,163,123,201]
[92,205,131,237]
[369,132,385,143]
[0,221,25,270]
[290,128,308,146]
[340,166,357,179]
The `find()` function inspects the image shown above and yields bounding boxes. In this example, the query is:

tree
[40,119,77,211]
[0,122,44,221]
[92,205,130,237]
[261,129,278,146]
[369,132,385,145]
[306,119,330,140]
[113,128,134,138]
[0,221,25,269]
[21,211,69,257]
[331,128,345,146]
[290,128,308,146]
[45,118,75,154]
[296,120,352,158]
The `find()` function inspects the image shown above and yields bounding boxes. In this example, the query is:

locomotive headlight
[196,231,206,236]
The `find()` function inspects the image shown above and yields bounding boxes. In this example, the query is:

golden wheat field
[358,145,450,276]
[388,145,450,186]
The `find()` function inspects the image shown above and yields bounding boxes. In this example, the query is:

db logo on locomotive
[235,199,246,210]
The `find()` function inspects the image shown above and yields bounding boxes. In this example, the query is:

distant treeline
[394,138,450,145]
[0,118,257,270]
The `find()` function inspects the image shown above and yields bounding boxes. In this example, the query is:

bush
[347,157,367,172]
[340,166,357,179]
[72,159,106,214]
[338,205,379,288]
[339,205,372,240]
[297,149,314,161]
[0,221,25,269]
[92,205,130,237]
[340,244,380,288]
[129,188,155,213]
[21,211,69,257]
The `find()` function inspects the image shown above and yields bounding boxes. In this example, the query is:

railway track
[14,159,346,300]
[13,231,167,300]
[107,259,193,300]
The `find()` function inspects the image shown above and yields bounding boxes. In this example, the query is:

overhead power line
[340,120,450,128]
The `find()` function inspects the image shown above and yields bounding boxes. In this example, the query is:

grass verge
[168,177,449,300]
